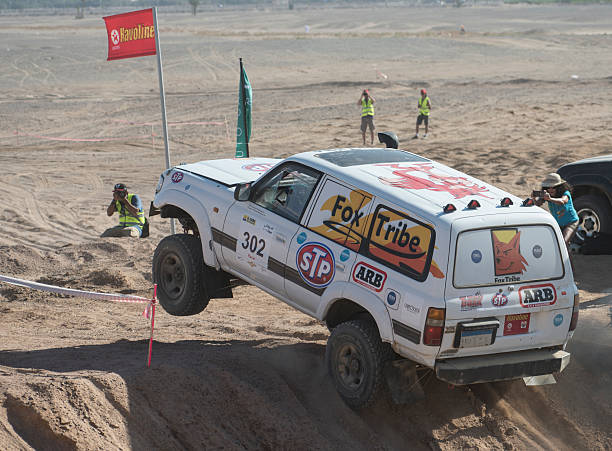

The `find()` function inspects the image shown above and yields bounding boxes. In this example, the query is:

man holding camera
[358,89,376,146]
[101,183,146,238]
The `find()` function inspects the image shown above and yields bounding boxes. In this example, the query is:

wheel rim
[160,251,186,300]
[577,207,601,239]
[336,343,365,390]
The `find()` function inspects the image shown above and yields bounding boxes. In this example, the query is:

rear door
[284,176,374,316]
[442,215,575,357]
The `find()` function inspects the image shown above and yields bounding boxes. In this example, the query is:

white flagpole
[152,7,175,234]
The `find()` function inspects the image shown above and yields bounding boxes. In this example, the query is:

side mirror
[234,182,252,201]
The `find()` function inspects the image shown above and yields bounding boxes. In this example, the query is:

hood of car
[178,158,280,186]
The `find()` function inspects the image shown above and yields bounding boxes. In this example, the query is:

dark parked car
[557,155,612,242]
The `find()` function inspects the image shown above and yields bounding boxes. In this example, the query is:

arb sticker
[519,283,557,308]
[352,261,387,292]
[296,242,335,288]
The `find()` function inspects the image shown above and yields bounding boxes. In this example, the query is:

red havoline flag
[103,8,156,61]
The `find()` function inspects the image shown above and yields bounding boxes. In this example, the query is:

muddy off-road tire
[152,234,209,316]
[573,194,612,237]
[326,319,389,409]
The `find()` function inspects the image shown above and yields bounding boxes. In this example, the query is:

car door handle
[275,233,286,243]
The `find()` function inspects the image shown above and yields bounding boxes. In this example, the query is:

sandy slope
[0,4,611,450]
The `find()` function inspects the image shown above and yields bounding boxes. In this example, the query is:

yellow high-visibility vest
[115,193,145,228]
[361,98,374,117]
[418,96,430,116]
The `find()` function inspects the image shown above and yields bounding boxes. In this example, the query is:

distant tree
[188,0,200,15]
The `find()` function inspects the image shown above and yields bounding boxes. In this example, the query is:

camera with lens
[117,190,127,198]
[531,190,544,198]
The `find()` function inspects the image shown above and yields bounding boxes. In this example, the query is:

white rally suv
[150,147,578,408]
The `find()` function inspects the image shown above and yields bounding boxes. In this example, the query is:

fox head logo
[491,229,528,276]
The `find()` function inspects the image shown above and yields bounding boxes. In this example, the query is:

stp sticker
[491,290,509,307]
[171,171,184,183]
[519,283,557,308]
[241,163,275,172]
[352,261,387,292]
[296,242,335,288]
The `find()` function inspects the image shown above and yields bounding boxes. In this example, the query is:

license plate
[459,328,494,348]
[504,313,531,336]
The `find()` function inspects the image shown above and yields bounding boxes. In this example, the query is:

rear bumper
[435,349,570,385]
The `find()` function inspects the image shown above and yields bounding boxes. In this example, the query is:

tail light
[423,307,445,346]
[569,292,579,331]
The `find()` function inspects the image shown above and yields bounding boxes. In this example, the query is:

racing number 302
[242,231,265,257]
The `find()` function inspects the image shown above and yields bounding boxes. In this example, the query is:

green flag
[236,58,252,158]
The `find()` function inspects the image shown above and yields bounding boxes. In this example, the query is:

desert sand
[0,4,611,450]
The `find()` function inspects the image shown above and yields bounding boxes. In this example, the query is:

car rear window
[314,149,428,167]
[454,225,564,288]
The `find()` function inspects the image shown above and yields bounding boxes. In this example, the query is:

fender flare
[318,282,394,343]
[154,189,219,269]
[564,174,612,204]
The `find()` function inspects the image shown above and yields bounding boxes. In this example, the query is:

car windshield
[315,148,428,167]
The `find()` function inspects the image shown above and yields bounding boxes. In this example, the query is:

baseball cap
[114,183,127,191]
[421,89,427,95]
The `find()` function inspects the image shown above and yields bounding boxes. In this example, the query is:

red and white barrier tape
[0,274,158,367]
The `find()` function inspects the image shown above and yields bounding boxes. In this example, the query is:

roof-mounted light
[467,199,481,209]
[443,203,457,213]
[500,197,513,207]
[522,197,535,207]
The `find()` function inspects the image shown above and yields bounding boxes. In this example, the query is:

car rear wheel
[152,234,210,316]
[326,319,388,409]
[573,194,612,239]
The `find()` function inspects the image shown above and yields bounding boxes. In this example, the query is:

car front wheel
[152,234,210,316]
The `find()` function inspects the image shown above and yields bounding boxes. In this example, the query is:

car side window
[251,163,321,223]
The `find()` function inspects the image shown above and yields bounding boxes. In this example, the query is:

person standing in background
[533,173,579,245]
[413,88,431,139]
[358,89,376,146]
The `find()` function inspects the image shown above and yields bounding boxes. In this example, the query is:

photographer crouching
[532,173,579,245]
[101,183,146,238]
